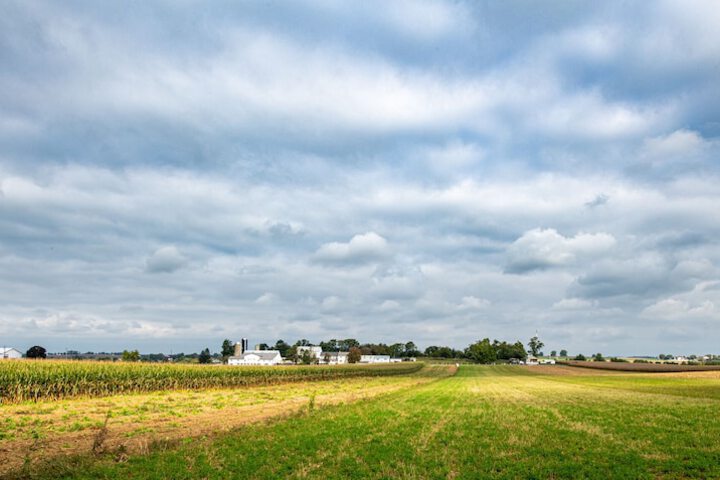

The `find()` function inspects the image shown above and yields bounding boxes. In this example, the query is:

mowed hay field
[7,365,720,479]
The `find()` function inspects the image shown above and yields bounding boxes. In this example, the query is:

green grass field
[8,365,720,479]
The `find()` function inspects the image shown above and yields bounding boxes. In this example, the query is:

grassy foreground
[10,365,720,479]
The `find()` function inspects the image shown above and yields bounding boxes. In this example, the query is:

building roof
[1,347,21,354]
[229,350,281,361]
[322,351,349,357]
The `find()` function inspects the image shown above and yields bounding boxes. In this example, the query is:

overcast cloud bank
[1,1,719,355]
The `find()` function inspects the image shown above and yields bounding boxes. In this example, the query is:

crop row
[560,360,720,372]
[0,361,423,404]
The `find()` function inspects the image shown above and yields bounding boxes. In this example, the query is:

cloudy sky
[1,1,719,355]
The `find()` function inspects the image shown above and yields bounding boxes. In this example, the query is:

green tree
[198,348,212,364]
[465,338,497,364]
[339,339,360,350]
[348,347,362,364]
[319,339,339,352]
[274,340,291,357]
[592,353,605,362]
[527,336,544,357]
[221,339,234,359]
[122,349,140,362]
[300,350,314,365]
[550,350,557,357]
[25,345,47,359]
[559,349,568,357]
[574,353,587,361]
[389,343,405,358]
[404,341,420,357]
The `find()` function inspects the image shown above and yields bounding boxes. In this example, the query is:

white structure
[320,352,349,365]
[228,350,282,366]
[539,358,556,365]
[674,356,688,364]
[526,356,539,366]
[360,354,391,363]
[1,347,22,359]
[297,346,322,360]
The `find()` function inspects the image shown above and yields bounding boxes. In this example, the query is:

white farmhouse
[320,352,349,365]
[360,354,391,363]
[1,347,22,359]
[526,356,539,366]
[228,350,282,366]
[539,358,556,365]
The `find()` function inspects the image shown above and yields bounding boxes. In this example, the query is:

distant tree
[339,339,360,350]
[319,339,337,352]
[274,340,291,357]
[295,339,311,347]
[285,346,298,363]
[122,349,140,362]
[559,349,568,357]
[404,341,420,357]
[221,339,234,359]
[574,354,587,361]
[527,336,544,357]
[323,352,331,364]
[592,353,605,362]
[25,345,47,359]
[300,350,314,365]
[198,348,212,364]
[465,338,497,364]
[255,343,269,351]
[348,347,362,364]
[425,346,440,357]
[389,343,405,358]
[550,350,557,357]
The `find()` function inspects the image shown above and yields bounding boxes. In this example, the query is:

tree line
[216,335,552,365]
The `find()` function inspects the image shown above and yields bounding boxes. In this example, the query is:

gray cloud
[146,246,186,273]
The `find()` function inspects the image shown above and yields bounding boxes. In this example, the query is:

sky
[1,1,719,356]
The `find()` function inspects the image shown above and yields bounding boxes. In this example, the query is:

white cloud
[506,228,616,273]
[552,298,598,310]
[642,298,716,320]
[255,292,277,305]
[458,296,491,310]
[314,232,389,264]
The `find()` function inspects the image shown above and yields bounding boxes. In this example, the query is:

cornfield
[0,360,423,404]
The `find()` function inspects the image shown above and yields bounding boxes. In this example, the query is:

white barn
[360,355,391,363]
[228,350,282,366]
[526,356,539,365]
[1,347,22,359]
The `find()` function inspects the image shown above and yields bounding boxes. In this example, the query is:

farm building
[228,350,282,366]
[1,347,22,359]
[297,346,322,360]
[539,358,556,365]
[360,354,391,363]
[526,356,539,365]
[320,351,349,365]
